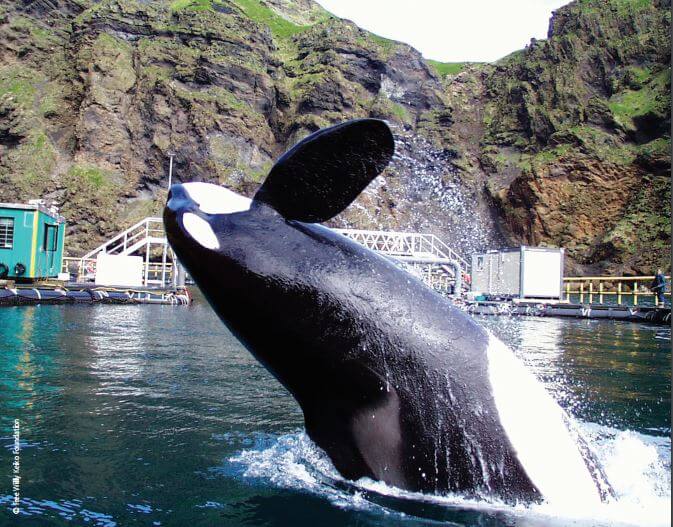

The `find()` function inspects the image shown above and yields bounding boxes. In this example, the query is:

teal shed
[0,202,66,281]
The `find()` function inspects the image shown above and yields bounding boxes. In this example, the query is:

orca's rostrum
[164,119,612,505]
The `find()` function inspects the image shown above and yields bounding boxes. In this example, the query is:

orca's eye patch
[182,213,220,250]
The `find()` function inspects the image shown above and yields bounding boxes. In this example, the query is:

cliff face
[474,0,672,274]
[0,0,669,274]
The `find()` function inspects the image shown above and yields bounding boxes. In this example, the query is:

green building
[0,201,66,281]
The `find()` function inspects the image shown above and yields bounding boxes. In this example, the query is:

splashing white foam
[227,425,670,527]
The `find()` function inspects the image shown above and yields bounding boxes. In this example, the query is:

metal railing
[82,217,165,260]
[563,276,671,306]
[64,217,173,287]
[62,257,174,287]
[64,220,467,292]
[333,229,469,292]
[333,229,469,272]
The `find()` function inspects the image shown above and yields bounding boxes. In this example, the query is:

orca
[163,119,612,505]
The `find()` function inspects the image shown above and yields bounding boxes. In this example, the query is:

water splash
[227,425,670,526]
[334,129,502,258]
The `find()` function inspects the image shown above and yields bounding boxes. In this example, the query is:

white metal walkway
[65,219,468,291]
[332,229,468,292]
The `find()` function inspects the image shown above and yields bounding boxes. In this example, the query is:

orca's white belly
[487,334,602,507]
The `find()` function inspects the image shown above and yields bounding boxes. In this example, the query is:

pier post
[580,283,584,304]
[589,282,593,304]
[617,282,622,305]
[599,282,603,304]
[633,281,638,306]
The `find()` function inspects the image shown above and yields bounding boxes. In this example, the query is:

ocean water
[0,294,670,526]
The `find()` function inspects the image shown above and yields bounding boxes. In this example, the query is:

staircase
[65,218,173,287]
[81,217,165,260]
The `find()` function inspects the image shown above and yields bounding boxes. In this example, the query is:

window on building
[43,224,59,252]
[0,217,14,249]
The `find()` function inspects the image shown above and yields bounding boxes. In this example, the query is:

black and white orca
[164,119,612,505]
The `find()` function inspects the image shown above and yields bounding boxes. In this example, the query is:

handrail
[69,220,466,292]
[563,276,670,306]
[64,216,171,287]
[333,229,469,271]
[81,217,163,260]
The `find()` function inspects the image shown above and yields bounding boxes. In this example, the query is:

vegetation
[69,165,111,189]
[0,67,37,108]
[230,0,309,39]
[426,60,468,77]
[608,69,670,128]
[367,32,397,52]
[600,174,670,268]
[169,0,217,11]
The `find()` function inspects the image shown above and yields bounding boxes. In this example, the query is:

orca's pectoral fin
[253,119,395,223]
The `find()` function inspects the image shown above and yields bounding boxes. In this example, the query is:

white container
[471,247,564,299]
[95,254,143,287]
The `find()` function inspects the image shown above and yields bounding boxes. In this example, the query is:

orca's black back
[177,206,540,501]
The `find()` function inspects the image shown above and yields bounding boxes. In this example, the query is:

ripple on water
[0,302,669,526]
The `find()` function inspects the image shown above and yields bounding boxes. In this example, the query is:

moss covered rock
[0,0,668,272]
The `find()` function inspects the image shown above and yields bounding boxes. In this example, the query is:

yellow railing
[563,276,670,306]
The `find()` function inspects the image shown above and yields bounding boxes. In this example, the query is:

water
[0,296,670,526]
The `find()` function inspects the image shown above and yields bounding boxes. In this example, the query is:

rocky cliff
[0,0,669,274]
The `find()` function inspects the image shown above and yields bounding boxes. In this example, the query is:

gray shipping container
[471,246,564,299]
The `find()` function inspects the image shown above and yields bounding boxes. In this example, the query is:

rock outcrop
[473,0,671,274]
[0,0,669,274]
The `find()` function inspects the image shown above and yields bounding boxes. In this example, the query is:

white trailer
[471,246,564,299]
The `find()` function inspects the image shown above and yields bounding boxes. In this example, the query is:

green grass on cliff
[20,132,57,187]
[170,0,215,11]
[426,60,468,77]
[0,131,58,197]
[367,32,397,52]
[168,0,309,39]
[0,70,36,108]
[578,0,654,15]
[637,137,670,158]
[608,69,670,127]
[600,173,670,268]
[231,0,309,39]
[67,165,111,190]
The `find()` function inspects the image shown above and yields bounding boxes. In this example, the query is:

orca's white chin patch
[486,334,602,507]
[182,213,220,250]
[182,182,251,215]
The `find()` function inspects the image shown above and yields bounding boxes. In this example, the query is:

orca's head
[163,182,253,262]
[164,118,394,272]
